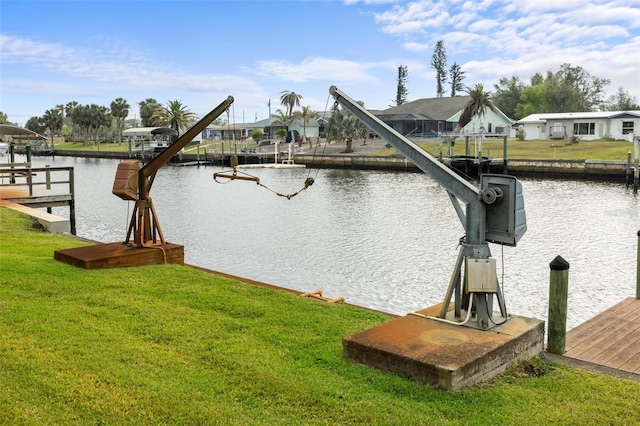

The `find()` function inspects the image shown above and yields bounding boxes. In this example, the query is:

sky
[1,0,639,126]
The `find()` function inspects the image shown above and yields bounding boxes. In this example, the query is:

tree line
[392,40,638,119]
[3,45,637,149]
[0,98,201,149]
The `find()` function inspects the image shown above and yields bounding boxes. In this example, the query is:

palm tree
[279,91,302,119]
[42,107,64,150]
[72,105,93,146]
[110,97,130,145]
[450,83,497,141]
[271,109,290,140]
[325,102,367,153]
[151,100,197,135]
[456,84,497,131]
[25,116,46,143]
[65,101,79,143]
[293,106,319,148]
[138,98,161,127]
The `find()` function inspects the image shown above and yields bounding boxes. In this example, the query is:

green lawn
[1,208,638,425]
[52,137,636,162]
[406,139,634,161]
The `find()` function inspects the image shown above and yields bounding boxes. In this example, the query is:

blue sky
[1,0,639,126]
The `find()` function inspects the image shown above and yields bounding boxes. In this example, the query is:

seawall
[42,150,632,182]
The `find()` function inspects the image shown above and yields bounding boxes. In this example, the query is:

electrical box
[112,160,139,201]
[465,258,498,293]
[481,174,527,247]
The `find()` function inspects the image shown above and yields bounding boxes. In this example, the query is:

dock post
[634,136,639,193]
[9,143,16,183]
[46,165,52,213]
[503,136,508,174]
[69,168,76,235]
[627,151,632,189]
[547,255,570,355]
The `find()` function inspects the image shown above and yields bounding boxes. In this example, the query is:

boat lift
[112,96,234,248]
[329,86,527,330]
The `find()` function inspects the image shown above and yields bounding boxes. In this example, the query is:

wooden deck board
[563,298,640,374]
[564,298,636,351]
[608,336,640,371]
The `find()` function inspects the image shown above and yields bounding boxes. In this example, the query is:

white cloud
[0,34,262,97]
[253,57,384,84]
[364,0,639,100]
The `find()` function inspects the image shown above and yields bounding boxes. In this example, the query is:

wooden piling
[547,255,570,355]
[634,137,639,193]
[503,136,508,174]
[627,151,632,189]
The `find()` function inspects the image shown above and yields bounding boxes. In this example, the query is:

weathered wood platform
[54,242,184,269]
[564,297,640,374]
[343,304,544,390]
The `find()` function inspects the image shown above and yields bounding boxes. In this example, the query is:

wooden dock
[0,163,76,234]
[563,297,640,375]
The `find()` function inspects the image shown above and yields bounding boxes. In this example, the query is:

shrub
[251,129,263,141]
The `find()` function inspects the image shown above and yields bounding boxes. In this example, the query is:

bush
[251,129,263,141]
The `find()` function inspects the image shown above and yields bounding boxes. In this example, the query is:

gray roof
[381,96,472,121]
[375,112,432,122]
[0,124,46,141]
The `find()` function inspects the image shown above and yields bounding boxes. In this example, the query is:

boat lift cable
[213,155,315,200]
[211,96,338,200]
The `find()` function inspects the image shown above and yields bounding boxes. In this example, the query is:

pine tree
[430,40,447,98]
[394,65,409,106]
[449,62,466,97]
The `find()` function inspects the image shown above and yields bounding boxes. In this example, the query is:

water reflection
[28,155,640,330]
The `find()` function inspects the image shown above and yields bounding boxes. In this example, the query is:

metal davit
[112,96,234,248]
[329,86,527,330]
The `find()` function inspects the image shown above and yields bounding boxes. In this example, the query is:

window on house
[622,121,634,135]
[573,122,595,135]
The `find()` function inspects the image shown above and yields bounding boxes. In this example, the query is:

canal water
[25,155,640,330]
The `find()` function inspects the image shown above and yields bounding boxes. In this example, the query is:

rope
[213,167,314,200]
[257,176,314,200]
[211,95,337,200]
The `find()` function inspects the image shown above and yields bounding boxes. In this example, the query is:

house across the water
[515,111,640,141]
[373,96,515,139]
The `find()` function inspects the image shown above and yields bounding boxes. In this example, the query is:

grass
[1,208,639,425]
[52,139,239,155]
[388,138,634,162]
[52,137,636,162]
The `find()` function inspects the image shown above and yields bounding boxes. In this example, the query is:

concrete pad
[343,304,545,390]
[0,199,70,233]
[54,242,184,269]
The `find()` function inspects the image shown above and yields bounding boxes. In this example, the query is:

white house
[515,111,640,141]
[204,116,320,142]
[448,105,515,137]
[379,97,515,138]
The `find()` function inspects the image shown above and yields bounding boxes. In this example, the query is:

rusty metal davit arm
[329,86,525,329]
[113,96,234,247]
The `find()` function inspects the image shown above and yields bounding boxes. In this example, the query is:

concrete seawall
[45,150,631,182]
[293,155,630,182]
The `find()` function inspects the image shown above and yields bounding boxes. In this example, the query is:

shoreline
[34,149,633,183]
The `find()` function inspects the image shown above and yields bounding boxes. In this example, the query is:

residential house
[515,111,640,141]
[374,97,515,138]
[203,116,320,142]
